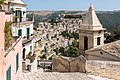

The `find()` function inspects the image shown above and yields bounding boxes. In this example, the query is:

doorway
[23,48,26,60]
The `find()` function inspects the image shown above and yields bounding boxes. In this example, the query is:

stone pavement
[88,75,114,80]
[17,69,93,80]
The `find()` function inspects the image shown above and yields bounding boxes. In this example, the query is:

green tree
[114,29,120,40]
[104,33,115,43]
[53,48,59,55]
[59,40,80,57]
[72,40,79,47]
[59,47,65,54]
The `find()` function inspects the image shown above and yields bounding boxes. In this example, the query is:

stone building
[81,5,120,80]
[79,4,106,53]
[0,1,22,80]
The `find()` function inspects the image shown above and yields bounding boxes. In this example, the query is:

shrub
[4,22,12,50]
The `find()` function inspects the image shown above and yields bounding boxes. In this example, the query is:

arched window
[97,37,101,45]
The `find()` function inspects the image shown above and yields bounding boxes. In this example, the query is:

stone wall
[52,56,86,72]
[52,56,69,72]
[70,57,86,72]
[86,60,120,80]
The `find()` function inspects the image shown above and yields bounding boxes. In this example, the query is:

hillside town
[0,0,120,80]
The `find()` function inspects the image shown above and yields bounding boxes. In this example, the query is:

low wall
[86,60,120,80]
[52,56,86,72]
[52,56,69,72]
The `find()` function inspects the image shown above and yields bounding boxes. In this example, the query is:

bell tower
[79,4,106,53]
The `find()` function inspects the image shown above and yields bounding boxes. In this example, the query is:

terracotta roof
[86,40,120,58]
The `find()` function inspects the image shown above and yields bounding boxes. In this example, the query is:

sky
[23,0,120,11]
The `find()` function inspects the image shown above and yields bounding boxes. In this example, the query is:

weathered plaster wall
[4,38,22,80]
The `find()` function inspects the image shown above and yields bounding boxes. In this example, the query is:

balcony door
[15,10,22,22]
[18,29,22,37]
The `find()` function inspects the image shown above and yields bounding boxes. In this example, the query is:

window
[84,36,88,50]
[16,53,19,72]
[18,29,22,36]
[23,48,26,59]
[30,46,32,51]
[6,66,11,80]
[97,37,101,45]
[15,10,22,22]
[26,28,30,39]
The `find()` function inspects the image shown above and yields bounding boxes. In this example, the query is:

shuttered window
[27,28,30,39]
[15,10,22,22]
[18,29,22,36]
[6,66,11,80]
[16,53,19,72]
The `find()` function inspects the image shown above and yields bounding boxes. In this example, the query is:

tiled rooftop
[88,40,120,58]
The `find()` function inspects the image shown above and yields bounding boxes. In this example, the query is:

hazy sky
[23,0,120,11]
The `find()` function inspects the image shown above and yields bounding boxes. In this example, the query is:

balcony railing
[22,35,34,44]
[13,21,33,27]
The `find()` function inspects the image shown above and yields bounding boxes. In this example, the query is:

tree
[59,47,65,54]
[58,40,80,57]
[72,32,79,39]
[104,32,115,43]
[72,40,79,47]
[53,48,59,55]
[114,29,120,40]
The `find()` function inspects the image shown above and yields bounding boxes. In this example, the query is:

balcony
[22,35,34,44]
[13,21,33,28]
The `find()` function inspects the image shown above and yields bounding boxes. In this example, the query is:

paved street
[17,69,93,80]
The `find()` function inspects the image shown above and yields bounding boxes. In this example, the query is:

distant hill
[97,11,120,31]
[27,11,120,32]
